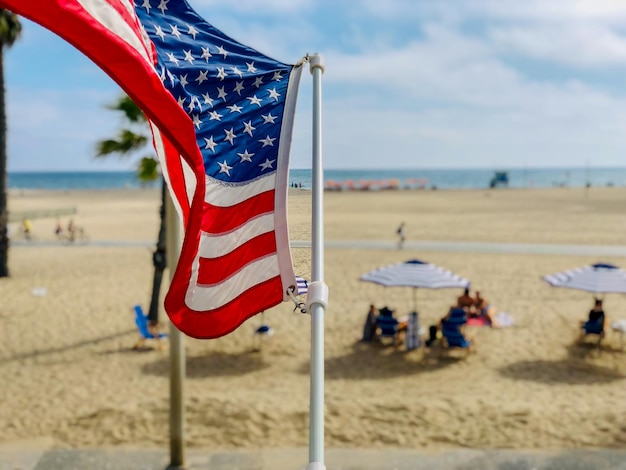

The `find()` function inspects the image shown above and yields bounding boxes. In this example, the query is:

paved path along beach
[3,440,626,470]
[13,238,626,257]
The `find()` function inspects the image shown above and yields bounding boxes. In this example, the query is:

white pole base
[306,462,326,470]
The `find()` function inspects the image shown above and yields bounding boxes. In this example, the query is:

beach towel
[467,317,489,327]
[494,312,515,328]
[466,312,515,328]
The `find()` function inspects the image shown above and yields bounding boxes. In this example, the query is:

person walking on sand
[396,222,406,249]
[22,218,33,240]
[67,219,77,242]
[54,219,64,239]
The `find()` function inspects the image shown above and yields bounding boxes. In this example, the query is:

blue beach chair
[580,314,605,346]
[440,308,472,355]
[376,307,400,345]
[132,305,168,350]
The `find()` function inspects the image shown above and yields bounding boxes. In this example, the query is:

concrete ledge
[2,445,626,470]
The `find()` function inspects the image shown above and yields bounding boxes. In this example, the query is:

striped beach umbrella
[542,262,626,294]
[296,275,308,296]
[360,259,470,311]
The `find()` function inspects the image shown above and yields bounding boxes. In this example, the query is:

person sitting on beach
[473,291,499,327]
[376,306,404,345]
[456,287,474,310]
[360,304,379,342]
[579,298,606,336]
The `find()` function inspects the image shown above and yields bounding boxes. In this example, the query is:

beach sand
[1,186,626,450]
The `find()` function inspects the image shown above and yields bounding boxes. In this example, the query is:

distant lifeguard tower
[489,171,509,188]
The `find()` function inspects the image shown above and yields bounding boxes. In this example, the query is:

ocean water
[8,171,157,190]
[7,167,626,191]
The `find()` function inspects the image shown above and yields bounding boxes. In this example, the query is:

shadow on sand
[141,350,271,378]
[498,340,626,385]
[0,329,136,365]
[297,341,468,380]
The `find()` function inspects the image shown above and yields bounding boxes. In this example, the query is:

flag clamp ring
[306,281,329,312]
[287,286,307,314]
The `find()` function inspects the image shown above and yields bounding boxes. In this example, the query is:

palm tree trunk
[0,45,9,278]
[147,177,167,323]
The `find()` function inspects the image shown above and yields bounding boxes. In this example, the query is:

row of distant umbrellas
[325,178,429,191]
[358,259,626,311]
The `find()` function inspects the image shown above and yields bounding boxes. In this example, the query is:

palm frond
[95,130,148,157]
[106,95,147,124]
[0,10,22,47]
[137,157,159,182]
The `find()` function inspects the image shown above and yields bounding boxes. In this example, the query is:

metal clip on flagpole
[287,286,307,314]
[307,52,328,470]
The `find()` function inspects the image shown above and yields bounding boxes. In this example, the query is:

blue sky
[6,0,626,171]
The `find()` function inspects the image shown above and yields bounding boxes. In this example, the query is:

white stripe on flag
[186,255,280,310]
[198,213,274,258]
[204,173,275,207]
[77,0,152,63]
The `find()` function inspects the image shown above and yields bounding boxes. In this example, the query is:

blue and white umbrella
[542,262,626,294]
[296,275,308,296]
[360,259,470,311]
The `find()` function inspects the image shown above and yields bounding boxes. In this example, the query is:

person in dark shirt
[589,302,605,323]
[580,298,605,335]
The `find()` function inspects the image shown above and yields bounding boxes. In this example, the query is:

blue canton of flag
[135,0,293,184]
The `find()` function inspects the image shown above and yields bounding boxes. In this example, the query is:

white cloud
[302,94,626,169]
[324,25,520,108]
[474,0,626,22]
[489,24,626,68]
[358,0,626,23]
[287,19,626,169]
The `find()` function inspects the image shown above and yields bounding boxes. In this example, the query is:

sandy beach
[1,186,626,451]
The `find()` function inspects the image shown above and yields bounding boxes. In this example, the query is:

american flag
[5,0,303,339]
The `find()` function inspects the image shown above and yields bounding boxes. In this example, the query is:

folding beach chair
[579,317,605,347]
[376,307,400,346]
[132,305,169,350]
[440,308,472,356]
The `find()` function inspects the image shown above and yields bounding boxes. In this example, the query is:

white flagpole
[307,53,328,470]
[166,191,186,469]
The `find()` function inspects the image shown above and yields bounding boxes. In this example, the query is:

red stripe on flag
[160,133,191,222]
[201,190,274,234]
[196,232,277,285]
[166,276,284,339]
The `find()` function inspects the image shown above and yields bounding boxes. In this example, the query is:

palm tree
[0,10,22,278]
[96,94,166,325]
